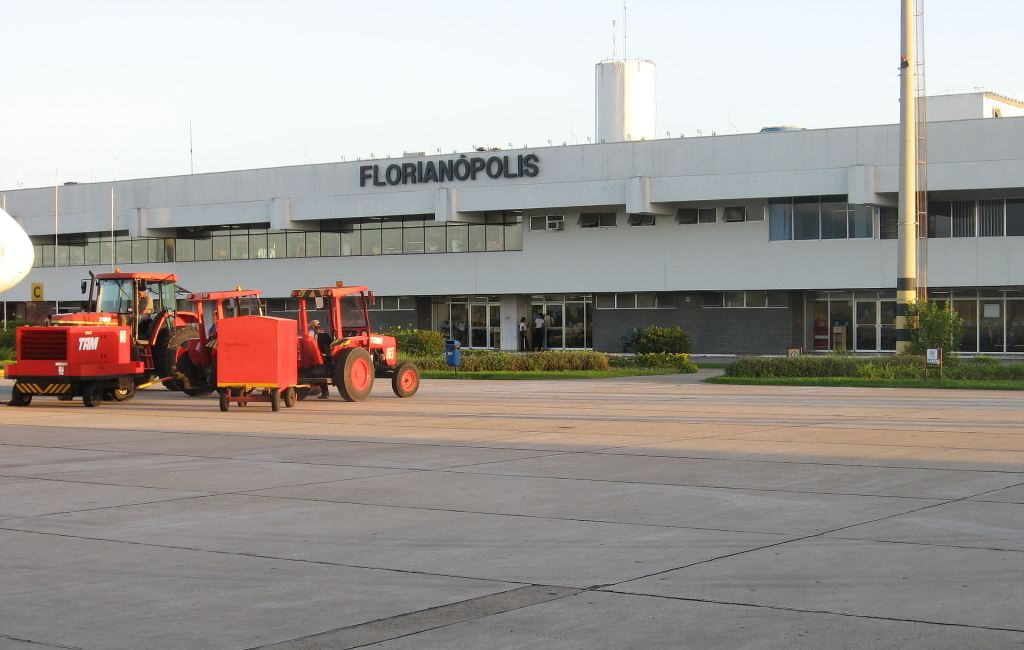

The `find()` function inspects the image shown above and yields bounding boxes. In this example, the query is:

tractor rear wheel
[218,389,230,412]
[391,362,420,398]
[82,382,104,407]
[179,354,213,397]
[104,385,136,401]
[163,327,200,392]
[8,385,32,407]
[333,348,374,402]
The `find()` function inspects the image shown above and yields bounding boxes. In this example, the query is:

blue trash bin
[445,340,462,368]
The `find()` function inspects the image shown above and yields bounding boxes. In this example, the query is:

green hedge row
[631,326,692,354]
[387,328,446,356]
[726,355,1024,381]
[404,350,611,372]
[610,353,698,373]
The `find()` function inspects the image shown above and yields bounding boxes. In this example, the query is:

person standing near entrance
[543,312,553,349]
[533,313,544,351]
[519,317,529,351]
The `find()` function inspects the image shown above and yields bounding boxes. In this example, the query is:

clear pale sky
[2,0,1021,190]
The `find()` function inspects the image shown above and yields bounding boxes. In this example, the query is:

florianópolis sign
[360,154,539,187]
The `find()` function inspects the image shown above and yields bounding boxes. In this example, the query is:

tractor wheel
[333,348,374,402]
[391,362,420,398]
[82,382,104,407]
[162,327,200,391]
[283,387,297,408]
[8,384,32,407]
[218,389,230,412]
[104,384,136,402]
[270,388,281,412]
[179,354,213,397]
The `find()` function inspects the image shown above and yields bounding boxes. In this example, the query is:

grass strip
[421,368,682,380]
[706,375,1024,390]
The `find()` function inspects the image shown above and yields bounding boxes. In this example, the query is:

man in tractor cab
[136,283,156,340]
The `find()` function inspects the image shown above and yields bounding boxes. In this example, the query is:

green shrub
[631,326,692,354]
[388,328,445,357]
[906,300,964,357]
[402,350,610,372]
[725,354,1024,381]
[612,353,698,373]
[0,317,24,348]
[0,345,13,361]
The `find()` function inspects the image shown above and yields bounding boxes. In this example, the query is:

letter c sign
[31,282,45,302]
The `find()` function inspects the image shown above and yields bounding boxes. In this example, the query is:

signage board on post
[926,348,940,366]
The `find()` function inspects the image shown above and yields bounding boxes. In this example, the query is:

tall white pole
[110,188,116,270]
[2,193,6,329]
[54,184,60,314]
[896,0,918,353]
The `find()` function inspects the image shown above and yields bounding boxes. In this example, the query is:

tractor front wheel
[333,348,374,402]
[82,382,104,407]
[391,362,420,398]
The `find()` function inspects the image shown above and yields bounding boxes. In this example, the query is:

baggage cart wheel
[391,362,420,398]
[334,347,374,402]
[270,388,281,412]
[104,385,136,402]
[218,389,230,412]
[235,388,248,407]
[283,387,297,408]
[295,386,311,401]
[8,384,32,407]
[82,382,104,407]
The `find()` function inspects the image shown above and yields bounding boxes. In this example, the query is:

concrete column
[499,295,520,351]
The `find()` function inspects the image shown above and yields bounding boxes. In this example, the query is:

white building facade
[5,110,1024,355]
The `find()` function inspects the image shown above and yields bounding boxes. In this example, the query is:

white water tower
[595,59,656,143]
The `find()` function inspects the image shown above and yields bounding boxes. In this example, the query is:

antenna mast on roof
[623,1,627,59]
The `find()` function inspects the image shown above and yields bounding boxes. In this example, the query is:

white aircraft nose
[0,207,34,292]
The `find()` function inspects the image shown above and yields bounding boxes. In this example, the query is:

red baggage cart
[215,315,301,412]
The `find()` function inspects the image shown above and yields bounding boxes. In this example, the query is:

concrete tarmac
[0,373,1022,649]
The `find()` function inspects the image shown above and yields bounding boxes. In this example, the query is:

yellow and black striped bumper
[15,382,72,395]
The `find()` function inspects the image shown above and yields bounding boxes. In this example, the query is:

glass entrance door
[530,296,592,349]
[469,303,500,349]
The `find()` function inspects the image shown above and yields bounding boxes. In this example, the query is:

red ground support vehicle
[293,283,419,401]
[164,288,264,396]
[215,315,300,412]
[6,271,198,406]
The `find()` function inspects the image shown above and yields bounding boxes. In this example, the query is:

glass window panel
[148,238,165,263]
[1006,300,1024,353]
[723,206,745,223]
[599,213,617,227]
[850,204,873,238]
[340,230,360,256]
[132,239,148,263]
[1007,199,1024,236]
[980,301,1004,352]
[615,293,635,308]
[447,224,468,253]
[724,291,745,308]
[504,222,523,250]
[404,226,425,253]
[698,208,717,223]
[485,224,504,251]
[978,200,1003,237]
[305,232,321,257]
[595,294,615,309]
[879,207,898,239]
[230,233,249,260]
[793,199,820,240]
[192,237,211,261]
[676,208,698,224]
[263,233,282,259]
[745,291,767,308]
[530,216,546,231]
[362,228,382,255]
[424,225,445,253]
[398,297,415,310]
[212,236,230,260]
[745,205,764,221]
[382,228,402,254]
[54,244,70,267]
[286,231,306,257]
[249,232,268,258]
[115,240,132,264]
[928,201,952,238]
[85,240,101,265]
[766,291,789,307]
[951,200,975,237]
[703,292,724,307]
[768,200,792,241]
[67,243,84,266]
[953,300,977,352]
[856,325,877,351]
[636,293,656,308]
[856,301,877,328]
[820,201,848,239]
[321,231,340,256]
[174,239,193,262]
[468,224,486,252]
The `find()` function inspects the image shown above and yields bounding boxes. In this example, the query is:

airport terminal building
[4,91,1024,356]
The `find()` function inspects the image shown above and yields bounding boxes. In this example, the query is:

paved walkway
[0,377,1022,649]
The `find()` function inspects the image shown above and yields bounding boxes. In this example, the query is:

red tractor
[6,271,198,406]
[164,288,264,396]
[293,283,419,400]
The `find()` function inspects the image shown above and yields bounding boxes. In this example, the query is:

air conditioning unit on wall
[546,215,564,231]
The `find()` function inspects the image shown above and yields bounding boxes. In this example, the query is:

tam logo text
[78,336,100,351]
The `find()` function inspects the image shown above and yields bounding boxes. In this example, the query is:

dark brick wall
[591,292,795,355]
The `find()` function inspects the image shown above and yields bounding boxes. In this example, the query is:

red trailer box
[216,316,298,388]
